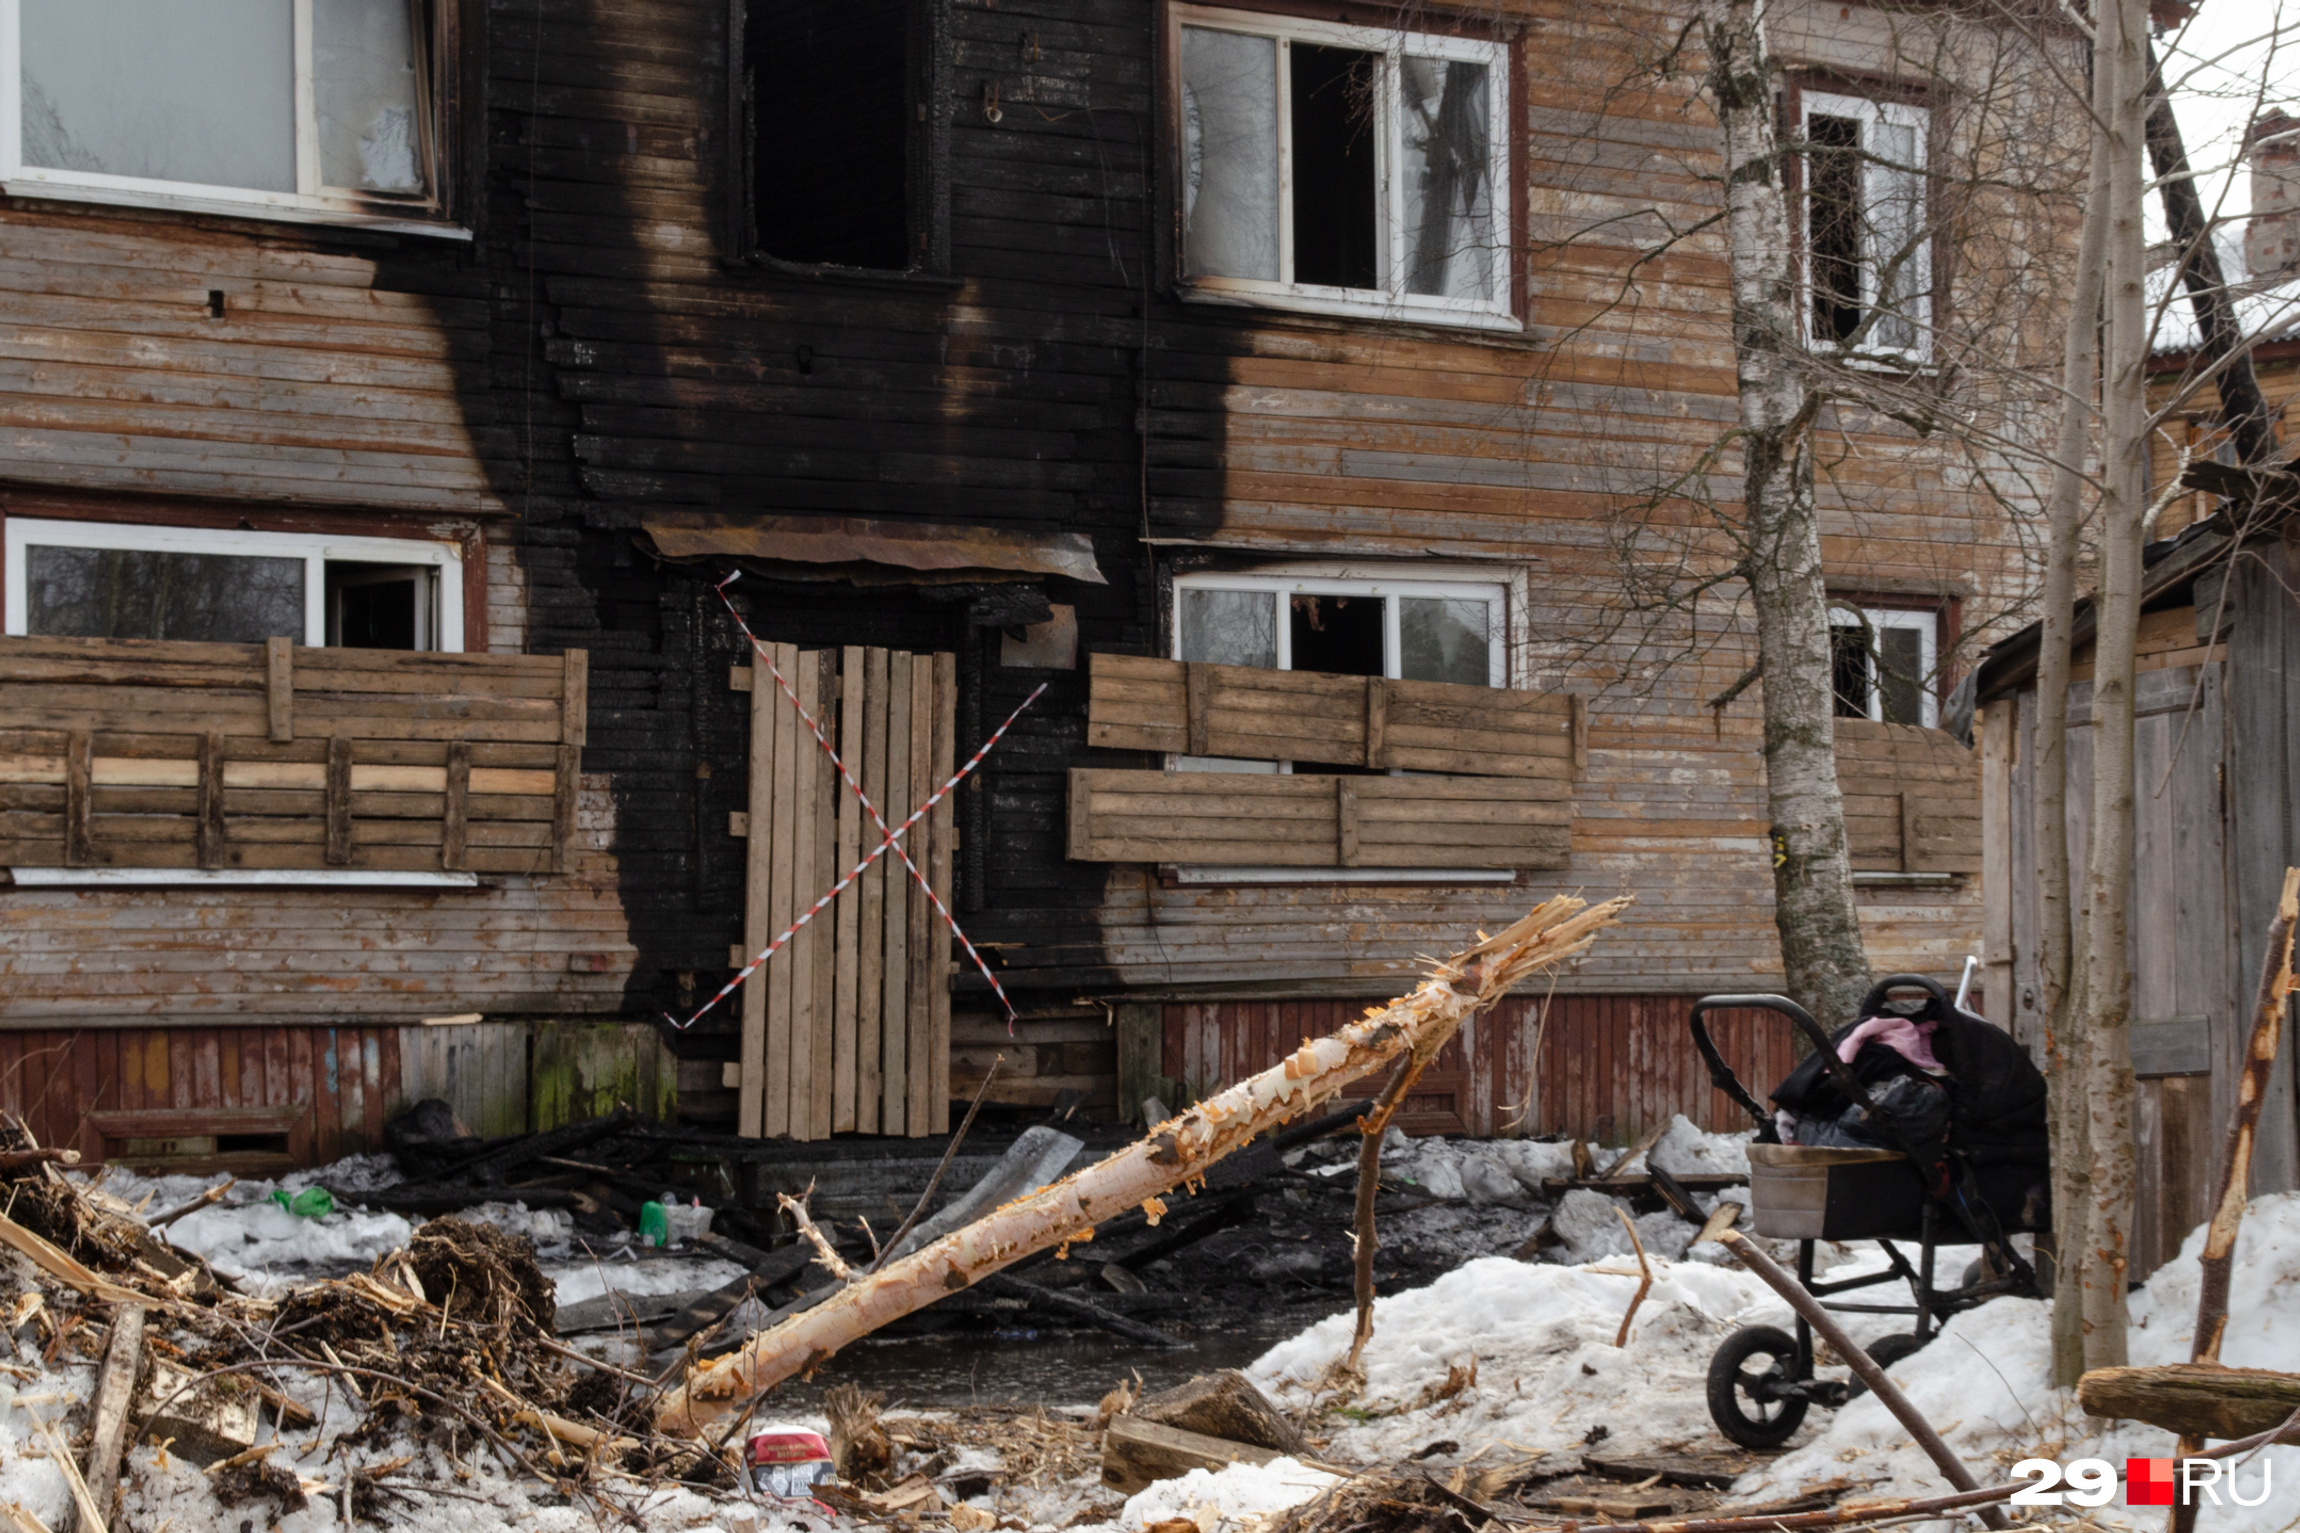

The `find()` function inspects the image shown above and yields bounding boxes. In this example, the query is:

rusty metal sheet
[641,512,1106,584]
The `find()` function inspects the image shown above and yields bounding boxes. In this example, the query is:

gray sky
[2161,0,2298,231]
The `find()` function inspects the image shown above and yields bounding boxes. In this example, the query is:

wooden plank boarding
[856,647,889,1135]
[197,733,226,869]
[929,650,956,1134]
[833,646,864,1134]
[738,659,773,1139]
[906,653,934,1137]
[881,648,913,1136]
[442,741,471,871]
[732,645,959,1139]
[266,637,293,742]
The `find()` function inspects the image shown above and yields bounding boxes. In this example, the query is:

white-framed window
[4,517,463,651]
[1800,88,1930,362]
[1830,602,1937,727]
[1172,4,1513,331]
[0,0,459,237]
[1172,570,1504,770]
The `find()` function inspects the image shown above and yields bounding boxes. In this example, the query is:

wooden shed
[1970,482,2300,1276]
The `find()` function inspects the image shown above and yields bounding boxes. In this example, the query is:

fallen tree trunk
[653,895,1630,1436]
[2079,1363,2300,1440]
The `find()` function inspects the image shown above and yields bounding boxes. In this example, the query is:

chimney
[2246,109,2300,283]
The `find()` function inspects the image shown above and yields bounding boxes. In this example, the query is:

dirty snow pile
[76,1159,747,1308]
[1735,1192,2300,1533]
[1293,1116,1753,1267]
[1118,1458,1342,1533]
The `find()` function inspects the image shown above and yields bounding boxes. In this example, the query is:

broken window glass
[315,0,426,194]
[1400,596,1490,686]
[1400,57,1494,301]
[21,0,296,191]
[1289,44,1380,290]
[751,0,912,268]
[1179,588,1277,668]
[26,547,305,644]
[1180,27,1281,282]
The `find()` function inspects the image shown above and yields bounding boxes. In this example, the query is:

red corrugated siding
[0,1026,405,1164]
[1162,995,1801,1142]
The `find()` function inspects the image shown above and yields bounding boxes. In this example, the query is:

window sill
[1178,281,1522,334]
[1850,871,1959,885]
[4,868,481,891]
[1167,866,1519,886]
[741,254,963,290]
[2,179,470,241]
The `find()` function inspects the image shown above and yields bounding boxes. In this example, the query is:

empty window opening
[1799,88,1930,359]
[1289,592,1383,676]
[327,562,434,649]
[1831,605,1936,727]
[1808,114,1864,345]
[749,0,912,269]
[1289,44,1379,291]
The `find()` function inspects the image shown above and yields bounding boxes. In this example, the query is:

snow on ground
[546,1245,753,1307]
[1118,1458,1342,1533]
[1735,1192,2300,1532]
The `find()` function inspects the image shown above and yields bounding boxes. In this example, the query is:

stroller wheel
[1845,1332,1925,1397]
[1706,1325,1810,1449]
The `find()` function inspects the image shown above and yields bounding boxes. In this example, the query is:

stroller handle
[1686,992,1900,1141]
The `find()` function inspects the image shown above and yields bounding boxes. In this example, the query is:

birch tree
[1695,0,1872,1029]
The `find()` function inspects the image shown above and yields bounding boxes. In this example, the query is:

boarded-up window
[0,636,585,875]
[1074,653,1580,871]
[1835,717,1978,873]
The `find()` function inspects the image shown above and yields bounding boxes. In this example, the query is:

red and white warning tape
[662,574,1043,1032]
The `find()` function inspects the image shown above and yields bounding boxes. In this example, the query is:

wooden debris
[1610,1207,1653,1347]
[1132,1370,1309,1456]
[825,1384,896,1488]
[1102,1416,1282,1494]
[0,1215,155,1309]
[2078,1362,2300,1438]
[1700,1205,2005,1530]
[654,896,1630,1436]
[76,1305,143,1533]
[143,1359,261,1466]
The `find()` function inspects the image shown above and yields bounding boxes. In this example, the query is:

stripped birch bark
[2078,0,2150,1371]
[653,895,1632,1437]
[2040,106,2111,1392]
[1697,0,1870,1031]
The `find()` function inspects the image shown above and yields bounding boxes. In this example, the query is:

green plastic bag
[270,1186,335,1219]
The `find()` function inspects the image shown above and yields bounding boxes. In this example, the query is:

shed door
[736,644,957,1141]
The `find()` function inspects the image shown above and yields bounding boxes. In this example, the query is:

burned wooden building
[0,0,2066,1163]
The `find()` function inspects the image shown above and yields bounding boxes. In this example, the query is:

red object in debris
[750,1426,834,1499]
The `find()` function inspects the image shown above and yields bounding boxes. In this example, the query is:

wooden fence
[0,636,586,874]
[731,645,955,1141]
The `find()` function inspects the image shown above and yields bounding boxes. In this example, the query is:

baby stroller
[1688,975,2051,1449]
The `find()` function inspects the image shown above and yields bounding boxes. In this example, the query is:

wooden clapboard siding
[1085,654,1576,777]
[0,637,586,873]
[1069,769,1570,870]
[736,646,955,1140]
[1835,720,1982,874]
[1149,994,1796,1141]
[0,207,503,515]
[398,1021,531,1139]
[0,1024,408,1170]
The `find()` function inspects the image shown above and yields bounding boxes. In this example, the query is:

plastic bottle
[638,1199,669,1248]
[270,1187,334,1219]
